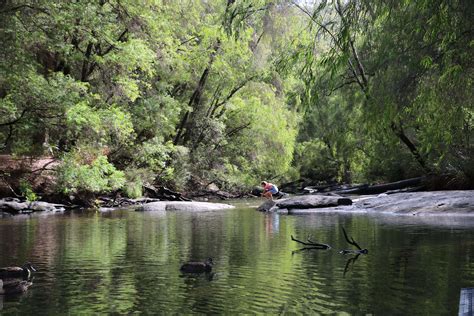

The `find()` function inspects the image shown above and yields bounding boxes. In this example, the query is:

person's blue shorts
[269,186,278,194]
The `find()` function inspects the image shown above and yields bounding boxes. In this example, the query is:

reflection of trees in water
[30,217,62,266]
[0,215,62,267]
[1,209,473,314]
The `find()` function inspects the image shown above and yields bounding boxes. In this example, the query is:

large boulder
[257,194,352,212]
[277,195,352,209]
[136,201,235,212]
[257,200,277,212]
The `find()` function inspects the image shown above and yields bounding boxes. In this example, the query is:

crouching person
[261,181,279,200]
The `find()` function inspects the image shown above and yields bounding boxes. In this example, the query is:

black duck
[180,258,213,273]
[0,263,36,279]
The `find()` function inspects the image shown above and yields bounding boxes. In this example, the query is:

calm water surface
[1,200,474,314]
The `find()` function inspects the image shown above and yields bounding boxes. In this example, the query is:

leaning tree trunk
[391,122,431,172]
[173,40,221,147]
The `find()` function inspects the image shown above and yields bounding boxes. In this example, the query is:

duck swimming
[180,258,213,273]
[0,279,32,295]
[0,263,36,279]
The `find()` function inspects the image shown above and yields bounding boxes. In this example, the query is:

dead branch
[291,235,331,250]
[0,173,21,198]
[339,227,368,254]
[30,159,58,174]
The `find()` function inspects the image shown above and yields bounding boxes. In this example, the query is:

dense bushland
[0,0,472,202]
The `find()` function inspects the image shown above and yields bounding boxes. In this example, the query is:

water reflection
[342,253,361,277]
[264,213,280,235]
[0,208,473,314]
[179,271,216,282]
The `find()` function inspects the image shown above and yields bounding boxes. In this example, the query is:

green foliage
[294,140,338,183]
[19,179,38,202]
[2,0,471,201]
[220,82,299,184]
[122,168,154,199]
[166,146,191,191]
[284,0,474,186]
[66,102,135,148]
[57,149,125,195]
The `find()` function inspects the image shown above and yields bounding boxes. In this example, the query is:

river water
[1,200,473,314]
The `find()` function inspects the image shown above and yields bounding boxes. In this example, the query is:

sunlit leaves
[221,82,298,184]
[57,150,126,194]
[66,101,134,148]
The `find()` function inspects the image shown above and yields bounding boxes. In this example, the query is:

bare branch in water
[291,235,331,250]
[340,227,368,255]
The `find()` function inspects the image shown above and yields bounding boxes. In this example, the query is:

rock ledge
[136,201,235,212]
[257,191,474,216]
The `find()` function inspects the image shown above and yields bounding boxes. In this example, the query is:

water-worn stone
[136,201,235,212]
[257,200,277,212]
[257,195,352,212]
[28,201,65,212]
[0,199,65,214]
[276,195,352,209]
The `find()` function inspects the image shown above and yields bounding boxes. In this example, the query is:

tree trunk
[173,40,221,146]
[391,122,430,172]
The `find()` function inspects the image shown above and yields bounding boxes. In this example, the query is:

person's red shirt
[264,183,273,191]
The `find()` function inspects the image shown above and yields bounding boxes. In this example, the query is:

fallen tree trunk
[335,177,425,195]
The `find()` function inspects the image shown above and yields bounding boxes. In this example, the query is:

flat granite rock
[136,201,235,212]
[355,190,474,215]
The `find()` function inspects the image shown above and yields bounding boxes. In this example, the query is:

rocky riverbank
[258,191,474,216]
[0,198,66,215]
[2,190,472,217]
[0,183,239,215]
[0,197,235,215]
